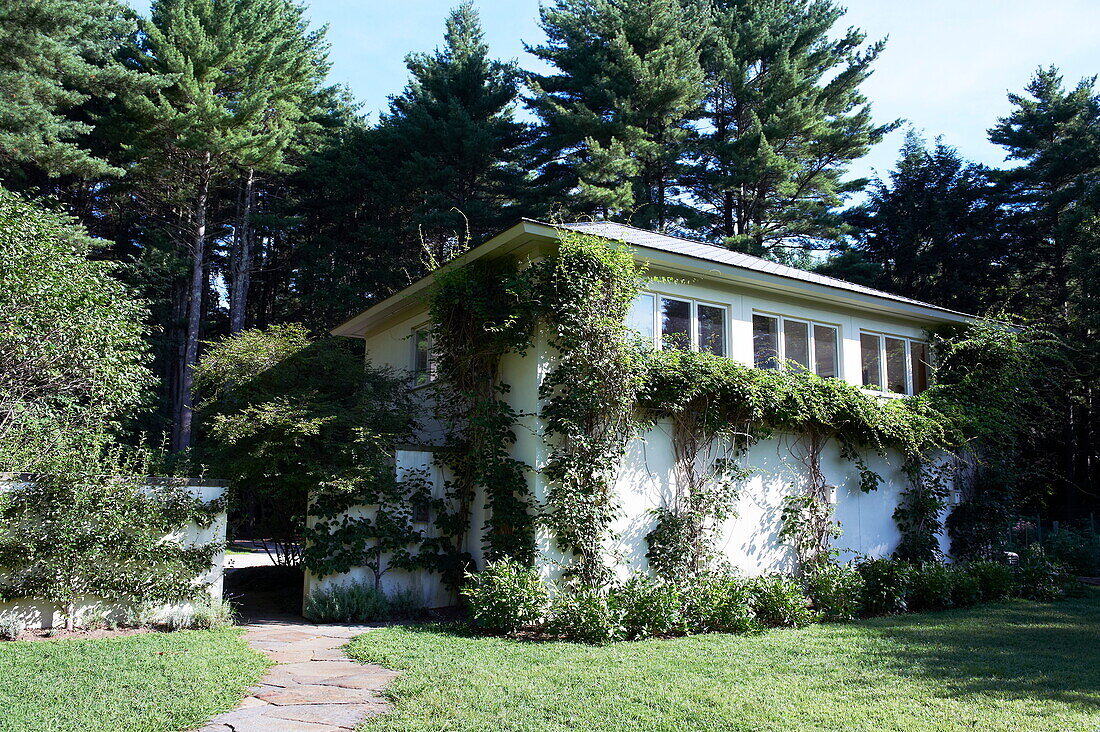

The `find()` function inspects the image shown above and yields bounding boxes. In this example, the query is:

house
[311,220,973,607]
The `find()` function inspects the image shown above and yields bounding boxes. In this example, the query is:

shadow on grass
[855,591,1100,710]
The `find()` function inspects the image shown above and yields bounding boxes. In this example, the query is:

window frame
[410,324,437,387]
[751,311,841,379]
[629,291,731,356]
[858,330,931,397]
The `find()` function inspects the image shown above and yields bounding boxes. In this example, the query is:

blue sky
[129,0,1100,181]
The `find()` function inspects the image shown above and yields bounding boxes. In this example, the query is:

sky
[128,0,1100,181]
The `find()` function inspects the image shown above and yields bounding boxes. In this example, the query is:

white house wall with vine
[317,221,968,605]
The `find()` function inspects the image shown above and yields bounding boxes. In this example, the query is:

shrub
[804,562,864,621]
[964,561,1015,602]
[189,597,236,629]
[907,563,955,612]
[609,574,683,640]
[748,574,817,628]
[304,580,389,623]
[1016,544,1075,601]
[680,569,757,634]
[81,608,118,631]
[857,558,911,616]
[949,566,982,608]
[388,587,426,620]
[1043,528,1100,576]
[548,588,623,644]
[461,560,548,633]
[0,612,22,641]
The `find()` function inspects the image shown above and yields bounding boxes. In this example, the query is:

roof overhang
[331,219,559,338]
[332,220,974,339]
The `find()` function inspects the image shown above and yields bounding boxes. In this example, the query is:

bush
[747,574,817,628]
[548,588,623,644]
[388,587,426,620]
[680,569,757,634]
[0,612,22,640]
[857,558,911,616]
[609,575,683,640]
[907,563,955,612]
[949,566,982,607]
[1016,544,1076,601]
[804,562,864,621]
[304,580,389,623]
[189,597,236,629]
[81,608,118,631]
[461,560,548,633]
[963,561,1015,602]
[1043,528,1100,576]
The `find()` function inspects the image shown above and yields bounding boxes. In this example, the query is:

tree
[381,2,531,261]
[126,0,329,450]
[0,430,221,630]
[830,130,1008,313]
[0,0,150,179]
[0,185,152,449]
[528,0,705,229]
[194,325,419,564]
[684,0,894,257]
[988,67,1100,518]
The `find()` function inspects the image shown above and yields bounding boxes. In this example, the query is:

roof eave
[330,219,555,338]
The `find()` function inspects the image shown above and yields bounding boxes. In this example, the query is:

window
[625,293,655,345]
[412,327,437,385]
[752,313,839,378]
[626,293,728,356]
[859,331,931,395]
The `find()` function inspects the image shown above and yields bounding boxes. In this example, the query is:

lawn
[346,591,1100,732]
[0,627,269,732]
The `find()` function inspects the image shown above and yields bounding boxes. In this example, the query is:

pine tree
[380,2,530,261]
[126,0,328,450]
[988,67,1100,518]
[0,0,150,179]
[832,130,1007,313]
[528,0,705,230]
[685,0,894,257]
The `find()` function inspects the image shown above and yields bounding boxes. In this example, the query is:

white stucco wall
[313,254,959,604]
[0,480,227,629]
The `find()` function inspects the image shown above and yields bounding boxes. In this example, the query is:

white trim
[751,310,841,379]
[630,291,731,356]
[858,329,930,396]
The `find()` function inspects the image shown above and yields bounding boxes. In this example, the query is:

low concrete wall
[0,478,228,629]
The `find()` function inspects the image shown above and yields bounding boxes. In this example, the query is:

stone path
[199,618,397,732]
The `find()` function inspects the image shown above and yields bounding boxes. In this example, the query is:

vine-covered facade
[310,220,1005,605]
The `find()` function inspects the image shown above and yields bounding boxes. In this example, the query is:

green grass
[0,627,269,732]
[346,591,1100,732]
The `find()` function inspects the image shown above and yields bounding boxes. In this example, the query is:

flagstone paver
[198,618,396,732]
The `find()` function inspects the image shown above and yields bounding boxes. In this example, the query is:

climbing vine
[427,258,538,579]
[533,232,649,587]
[308,231,1047,595]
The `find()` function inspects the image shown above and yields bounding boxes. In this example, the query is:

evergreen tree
[685,0,893,257]
[380,2,531,261]
[126,0,328,450]
[0,0,149,179]
[830,130,1008,313]
[528,0,705,230]
[988,67,1100,517]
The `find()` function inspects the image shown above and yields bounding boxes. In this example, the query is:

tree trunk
[229,168,255,334]
[173,153,211,452]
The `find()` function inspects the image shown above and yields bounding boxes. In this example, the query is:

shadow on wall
[612,426,928,576]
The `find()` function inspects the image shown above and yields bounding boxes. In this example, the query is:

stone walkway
[199,618,397,732]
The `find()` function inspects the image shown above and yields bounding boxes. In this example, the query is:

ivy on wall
[427,258,539,578]
[329,230,1047,592]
